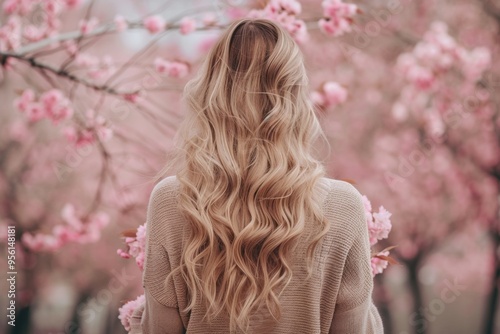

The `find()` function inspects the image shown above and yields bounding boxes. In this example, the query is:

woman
[130,18,383,334]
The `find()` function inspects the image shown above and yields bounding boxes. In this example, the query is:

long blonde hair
[164,18,330,332]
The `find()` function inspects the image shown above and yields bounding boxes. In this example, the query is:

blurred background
[0,0,499,333]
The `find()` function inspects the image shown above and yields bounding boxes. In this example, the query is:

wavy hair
[163,18,330,332]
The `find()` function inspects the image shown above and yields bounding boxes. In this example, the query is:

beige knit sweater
[129,176,384,334]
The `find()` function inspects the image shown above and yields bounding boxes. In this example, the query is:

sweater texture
[129,176,384,334]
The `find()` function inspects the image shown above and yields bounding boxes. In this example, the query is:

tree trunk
[8,305,31,334]
[66,291,92,334]
[374,274,394,334]
[483,231,500,334]
[407,258,426,334]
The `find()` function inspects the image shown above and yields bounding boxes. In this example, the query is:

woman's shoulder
[147,175,180,215]
[319,177,367,232]
[151,175,179,197]
[319,177,364,205]
[146,175,184,243]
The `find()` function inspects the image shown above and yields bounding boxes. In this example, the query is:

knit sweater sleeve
[328,183,384,334]
[138,179,186,334]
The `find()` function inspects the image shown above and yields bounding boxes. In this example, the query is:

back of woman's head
[170,18,329,332]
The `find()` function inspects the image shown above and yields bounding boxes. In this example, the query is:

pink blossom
[118,223,147,270]
[136,252,145,270]
[167,62,189,78]
[371,251,389,276]
[247,0,307,43]
[114,15,128,32]
[79,17,99,35]
[154,58,189,78]
[53,225,79,243]
[319,18,352,37]
[65,0,84,8]
[407,66,434,90]
[3,0,34,15]
[87,55,115,79]
[61,203,83,231]
[369,206,392,245]
[284,18,308,43]
[269,0,302,15]
[118,294,145,331]
[40,89,74,124]
[319,19,339,36]
[44,0,63,15]
[323,81,348,107]
[136,224,146,249]
[322,0,358,17]
[396,53,416,74]
[62,126,77,142]
[463,47,491,80]
[0,16,22,51]
[62,40,78,55]
[40,89,64,109]
[23,25,45,42]
[319,0,358,37]
[97,125,113,142]
[22,233,61,252]
[154,57,169,74]
[92,212,110,228]
[2,0,18,14]
[50,105,73,124]
[310,91,325,106]
[24,204,110,252]
[117,249,131,259]
[14,89,35,112]
[76,129,95,148]
[62,126,95,147]
[124,93,140,103]
[143,15,165,34]
[26,103,45,122]
[361,195,372,213]
[179,17,196,35]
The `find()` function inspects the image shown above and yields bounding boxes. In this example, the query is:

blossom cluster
[143,15,197,35]
[21,204,109,252]
[0,0,83,51]
[15,89,73,124]
[117,223,147,270]
[248,0,307,43]
[116,224,148,331]
[362,195,393,276]
[311,81,348,109]
[118,294,145,332]
[318,0,359,37]
[73,53,116,80]
[396,22,491,92]
[154,57,190,78]
[393,22,491,135]
[63,109,113,148]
